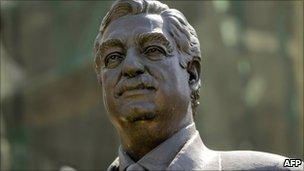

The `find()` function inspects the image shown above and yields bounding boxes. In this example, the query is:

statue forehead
[102,14,165,41]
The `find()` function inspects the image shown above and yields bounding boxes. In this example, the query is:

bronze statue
[93,0,302,170]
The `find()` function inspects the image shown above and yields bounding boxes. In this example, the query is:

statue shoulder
[218,150,301,170]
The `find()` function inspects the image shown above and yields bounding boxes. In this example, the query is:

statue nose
[121,49,145,78]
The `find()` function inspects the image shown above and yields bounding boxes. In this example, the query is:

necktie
[126,163,146,171]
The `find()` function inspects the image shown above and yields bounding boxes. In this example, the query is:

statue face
[99,14,193,143]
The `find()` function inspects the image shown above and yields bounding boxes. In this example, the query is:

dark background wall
[1,1,303,170]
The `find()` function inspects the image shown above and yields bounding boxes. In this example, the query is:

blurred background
[1,0,303,170]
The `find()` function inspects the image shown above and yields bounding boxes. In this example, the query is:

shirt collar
[118,123,197,171]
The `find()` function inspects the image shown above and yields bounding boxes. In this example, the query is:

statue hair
[94,0,202,115]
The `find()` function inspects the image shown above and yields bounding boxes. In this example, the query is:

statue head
[93,0,201,158]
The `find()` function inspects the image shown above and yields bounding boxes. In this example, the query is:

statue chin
[119,101,158,123]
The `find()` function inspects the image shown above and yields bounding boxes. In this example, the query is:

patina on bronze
[93,0,301,170]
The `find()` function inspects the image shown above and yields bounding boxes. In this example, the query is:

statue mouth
[118,84,156,97]
[115,76,158,98]
[127,112,156,123]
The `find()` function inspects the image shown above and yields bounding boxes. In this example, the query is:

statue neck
[119,117,194,161]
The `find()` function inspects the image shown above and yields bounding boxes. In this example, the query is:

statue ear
[187,59,201,91]
[97,74,102,85]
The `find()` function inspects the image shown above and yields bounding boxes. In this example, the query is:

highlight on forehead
[100,0,169,35]
[137,32,173,54]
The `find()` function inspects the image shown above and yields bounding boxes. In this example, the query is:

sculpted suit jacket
[107,123,302,171]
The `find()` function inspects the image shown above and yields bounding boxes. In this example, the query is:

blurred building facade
[1,1,303,170]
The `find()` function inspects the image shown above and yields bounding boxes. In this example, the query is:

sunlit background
[1,0,303,170]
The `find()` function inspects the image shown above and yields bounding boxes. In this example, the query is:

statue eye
[105,52,124,68]
[144,46,166,56]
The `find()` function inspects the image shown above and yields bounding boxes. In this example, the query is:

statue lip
[127,112,156,123]
[120,87,155,97]
[115,76,158,98]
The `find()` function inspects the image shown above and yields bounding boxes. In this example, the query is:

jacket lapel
[107,157,119,171]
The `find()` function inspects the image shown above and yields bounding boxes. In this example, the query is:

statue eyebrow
[137,32,173,55]
[98,38,125,56]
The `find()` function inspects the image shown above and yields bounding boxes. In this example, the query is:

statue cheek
[101,70,110,83]
[145,62,168,82]
[102,70,118,87]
